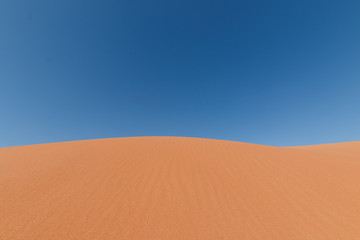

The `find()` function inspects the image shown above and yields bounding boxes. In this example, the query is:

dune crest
[1,137,360,239]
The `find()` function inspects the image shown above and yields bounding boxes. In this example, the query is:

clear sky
[1,0,360,147]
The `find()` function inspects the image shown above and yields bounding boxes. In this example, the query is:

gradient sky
[1,0,360,147]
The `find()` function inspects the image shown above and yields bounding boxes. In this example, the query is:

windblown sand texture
[1,137,360,239]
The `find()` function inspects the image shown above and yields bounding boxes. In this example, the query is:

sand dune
[1,137,360,239]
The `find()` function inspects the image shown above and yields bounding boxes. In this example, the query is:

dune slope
[1,137,360,239]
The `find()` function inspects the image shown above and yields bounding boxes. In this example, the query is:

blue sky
[1,0,360,147]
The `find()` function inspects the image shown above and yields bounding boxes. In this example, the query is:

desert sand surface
[1,137,360,239]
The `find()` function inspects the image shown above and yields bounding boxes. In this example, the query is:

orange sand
[1,137,360,239]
